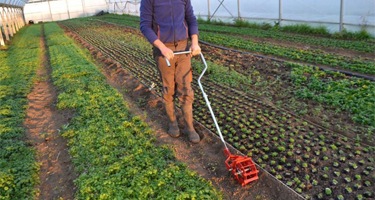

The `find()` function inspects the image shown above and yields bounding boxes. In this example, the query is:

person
[140,0,201,143]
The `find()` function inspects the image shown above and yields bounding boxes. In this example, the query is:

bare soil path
[23,25,77,200]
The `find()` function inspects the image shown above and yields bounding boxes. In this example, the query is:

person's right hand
[160,46,174,61]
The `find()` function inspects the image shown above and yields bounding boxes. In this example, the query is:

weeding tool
[166,51,259,186]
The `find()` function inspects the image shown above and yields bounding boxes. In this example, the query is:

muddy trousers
[153,40,195,131]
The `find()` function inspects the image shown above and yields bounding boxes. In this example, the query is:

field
[1,14,374,200]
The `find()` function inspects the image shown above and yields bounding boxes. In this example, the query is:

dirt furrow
[23,25,76,200]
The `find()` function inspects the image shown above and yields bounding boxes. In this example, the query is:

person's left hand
[189,44,201,56]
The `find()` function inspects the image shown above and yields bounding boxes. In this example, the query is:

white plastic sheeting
[108,0,375,36]
[106,0,140,16]
[193,0,375,35]
[4,0,374,36]
[24,0,107,23]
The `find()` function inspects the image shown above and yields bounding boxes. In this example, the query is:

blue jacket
[140,0,199,44]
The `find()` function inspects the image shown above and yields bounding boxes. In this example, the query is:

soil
[23,25,77,200]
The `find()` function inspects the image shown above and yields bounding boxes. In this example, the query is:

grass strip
[44,22,222,199]
[0,25,41,199]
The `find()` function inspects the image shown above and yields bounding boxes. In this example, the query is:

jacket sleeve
[140,0,158,44]
[185,0,199,37]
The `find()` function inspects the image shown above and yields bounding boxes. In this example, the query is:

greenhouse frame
[1,0,375,200]
[1,0,375,47]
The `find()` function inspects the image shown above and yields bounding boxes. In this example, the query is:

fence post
[279,0,282,25]
[207,0,210,21]
[47,0,53,21]
[82,0,87,17]
[16,8,21,28]
[0,18,5,46]
[65,0,71,19]
[340,0,344,32]
[12,7,19,32]
[21,7,26,26]
[237,0,241,20]
[1,7,10,40]
[5,7,14,36]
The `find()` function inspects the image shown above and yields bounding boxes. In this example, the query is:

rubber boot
[165,102,180,138]
[181,103,200,143]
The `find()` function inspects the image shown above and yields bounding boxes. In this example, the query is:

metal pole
[5,7,14,36]
[16,8,22,29]
[0,14,5,46]
[8,0,16,34]
[12,7,19,32]
[207,0,210,21]
[279,0,282,25]
[105,0,110,13]
[340,0,344,32]
[65,0,71,19]
[47,0,53,21]
[237,0,241,20]
[21,7,26,26]
[0,6,10,40]
[0,26,5,46]
[135,0,138,15]
[81,0,86,17]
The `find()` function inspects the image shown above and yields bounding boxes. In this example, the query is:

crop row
[60,18,375,200]
[93,15,375,75]
[288,62,375,127]
[0,26,41,199]
[44,22,221,199]
[96,14,375,54]
[199,32,375,75]
[198,23,375,53]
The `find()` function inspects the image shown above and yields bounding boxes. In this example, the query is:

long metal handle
[165,51,192,66]
[165,51,227,148]
[196,53,228,149]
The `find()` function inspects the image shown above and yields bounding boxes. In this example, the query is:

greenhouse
[1,0,374,199]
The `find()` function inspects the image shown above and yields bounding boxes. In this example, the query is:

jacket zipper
[170,0,176,43]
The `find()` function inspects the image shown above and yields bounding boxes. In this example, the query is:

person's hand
[190,43,201,56]
[160,46,174,60]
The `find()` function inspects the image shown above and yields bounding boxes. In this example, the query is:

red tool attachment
[223,148,259,186]
[189,51,259,186]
